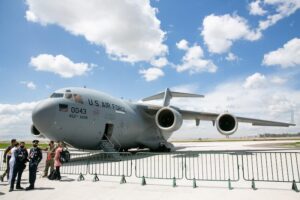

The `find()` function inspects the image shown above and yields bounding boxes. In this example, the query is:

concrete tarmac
[1,140,299,200]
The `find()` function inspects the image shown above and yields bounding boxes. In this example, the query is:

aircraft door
[103,123,113,140]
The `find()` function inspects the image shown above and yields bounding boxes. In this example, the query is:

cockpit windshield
[50,93,64,98]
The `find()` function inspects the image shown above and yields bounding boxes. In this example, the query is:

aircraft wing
[179,110,295,127]
[139,104,295,127]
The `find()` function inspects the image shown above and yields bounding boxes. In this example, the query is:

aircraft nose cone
[32,100,56,132]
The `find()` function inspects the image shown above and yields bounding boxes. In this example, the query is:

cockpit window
[64,93,84,104]
[50,93,64,98]
[74,94,84,104]
[65,93,73,99]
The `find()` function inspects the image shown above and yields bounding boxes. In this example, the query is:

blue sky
[0,0,300,139]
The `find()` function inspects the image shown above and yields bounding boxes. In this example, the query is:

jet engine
[155,107,183,132]
[31,125,44,138]
[216,113,238,136]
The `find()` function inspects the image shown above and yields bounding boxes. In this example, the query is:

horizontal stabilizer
[142,88,204,106]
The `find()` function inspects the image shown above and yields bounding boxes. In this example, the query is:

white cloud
[270,76,287,84]
[150,57,168,68]
[139,67,164,81]
[243,72,267,89]
[171,84,199,94]
[176,39,189,50]
[20,81,37,90]
[201,14,261,54]
[200,1,300,56]
[249,0,267,16]
[25,0,167,63]
[30,54,92,78]
[263,38,300,68]
[257,0,300,31]
[25,10,38,22]
[176,40,217,74]
[0,101,39,140]
[225,52,239,61]
[243,73,287,89]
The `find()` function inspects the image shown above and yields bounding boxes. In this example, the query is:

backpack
[48,169,57,180]
[59,149,70,163]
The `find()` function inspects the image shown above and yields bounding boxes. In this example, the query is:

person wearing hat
[26,140,42,191]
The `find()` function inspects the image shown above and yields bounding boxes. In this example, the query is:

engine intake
[216,113,238,136]
[31,125,44,137]
[155,107,183,132]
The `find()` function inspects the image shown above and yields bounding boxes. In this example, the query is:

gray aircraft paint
[32,87,167,150]
[32,87,295,151]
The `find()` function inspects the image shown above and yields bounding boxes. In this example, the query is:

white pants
[8,159,15,184]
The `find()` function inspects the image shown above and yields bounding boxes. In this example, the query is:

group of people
[0,139,64,192]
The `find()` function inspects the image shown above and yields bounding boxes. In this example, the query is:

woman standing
[54,142,63,180]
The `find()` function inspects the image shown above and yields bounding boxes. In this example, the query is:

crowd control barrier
[0,150,5,171]
[88,152,132,180]
[0,149,299,191]
[185,152,239,181]
[135,152,184,180]
[60,152,90,175]
[241,152,300,190]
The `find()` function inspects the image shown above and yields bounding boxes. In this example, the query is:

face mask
[33,144,38,147]
[20,145,24,148]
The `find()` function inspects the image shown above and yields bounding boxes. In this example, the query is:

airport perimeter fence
[0,149,299,190]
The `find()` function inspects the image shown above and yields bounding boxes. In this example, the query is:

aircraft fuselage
[32,88,169,151]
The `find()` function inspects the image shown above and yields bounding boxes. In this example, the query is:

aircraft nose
[32,99,56,132]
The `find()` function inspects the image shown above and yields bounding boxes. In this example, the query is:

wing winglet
[142,88,204,106]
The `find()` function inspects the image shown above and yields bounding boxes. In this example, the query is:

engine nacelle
[155,107,183,132]
[31,125,44,138]
[216,113,238,136]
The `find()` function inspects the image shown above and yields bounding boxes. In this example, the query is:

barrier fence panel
[242,152,300,183]
[0,150,6,171]
[88,152,132,177]
[135,152,184,179]
[60,152,89,175]
[185,152,239,181]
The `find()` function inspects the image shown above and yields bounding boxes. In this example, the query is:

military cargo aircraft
[31,87,295,151]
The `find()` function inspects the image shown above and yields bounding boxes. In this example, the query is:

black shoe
[9,188,13,192]
[25,186,34,191]
[16,186,24,190]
